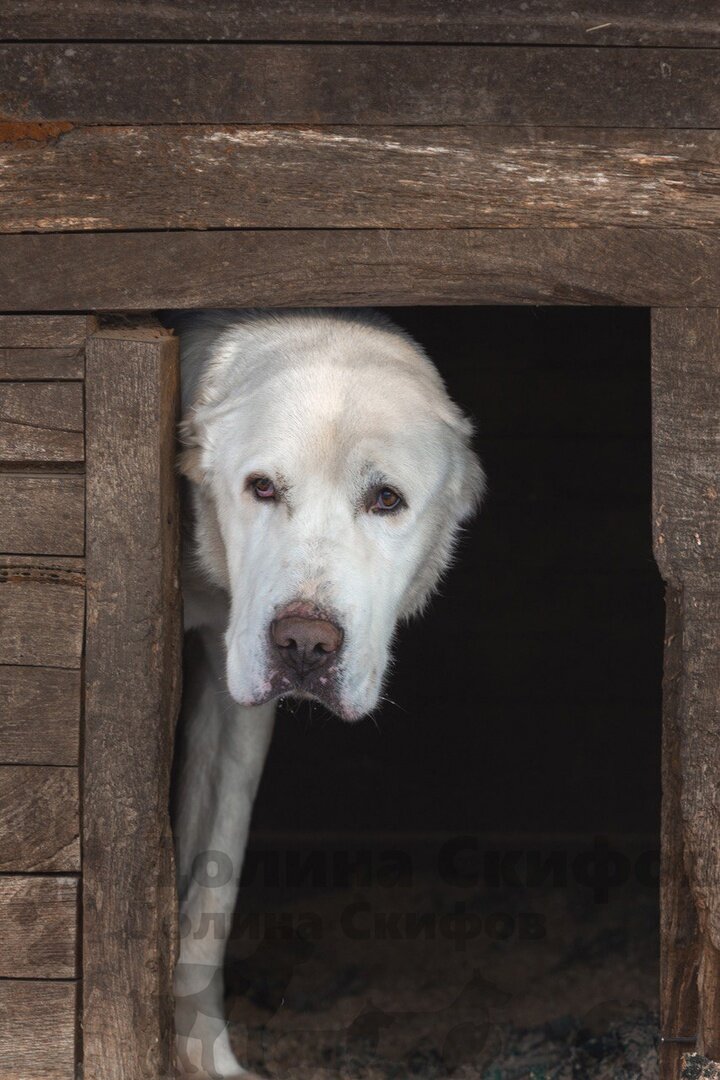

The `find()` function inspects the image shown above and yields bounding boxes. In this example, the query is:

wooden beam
[0,2,716,46]
[0,980,77,1079]
[0,559,84,667]
[660,586,700,1079]
[0,228,719,312]
[0,765,80,871]
[0,666,81,765]
[0,876,78,978]
[84,319,181,1080]
[2,125,719,233]
[0,44,716,127]
[0,475,84,556]
[653,308,720,1064]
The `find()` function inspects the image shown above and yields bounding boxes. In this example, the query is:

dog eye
[250,476,276,500]
[370,487,404,513]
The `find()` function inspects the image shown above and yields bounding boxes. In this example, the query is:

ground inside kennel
[212,306,664,1079]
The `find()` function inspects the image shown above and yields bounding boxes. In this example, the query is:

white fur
[171,309,483,1077]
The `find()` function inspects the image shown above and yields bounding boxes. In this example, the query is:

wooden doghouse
[0,4,719,1078]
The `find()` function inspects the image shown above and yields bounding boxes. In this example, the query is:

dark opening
[220,307,664,1077]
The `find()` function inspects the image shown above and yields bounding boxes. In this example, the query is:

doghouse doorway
[196,306,665,1077]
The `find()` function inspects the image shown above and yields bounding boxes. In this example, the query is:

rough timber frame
[0,4,719,1079]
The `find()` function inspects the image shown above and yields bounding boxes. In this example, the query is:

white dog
[171,309,484,1078]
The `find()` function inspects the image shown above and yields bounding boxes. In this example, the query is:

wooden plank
[653,308,720,1063]
[653,309,720,582]
[2,229,720,311]
[0,560,84,667]
[0,876,78,978]
[84,320,181,1080]
[0,349,84,379]
[0,666,80,765]
[0,979,77,1079]
[0,45,716,127]
[3,124,720,233]
[0,382,84,463]
[0,1,716,46]
[0,475,84,555]
[0,765,79,871]
[660,586,699,1079]
[0,316,86,348]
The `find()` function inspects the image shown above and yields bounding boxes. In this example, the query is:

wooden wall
[0,315,87,1079]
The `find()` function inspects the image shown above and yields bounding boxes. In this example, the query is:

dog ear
[444,411,486,525]
[177,416,206,485]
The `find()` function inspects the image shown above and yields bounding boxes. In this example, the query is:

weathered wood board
[0,980,77,1079]
[0,666,81,765]
[84,321,181,1080]
[0,765,80,872]
[0,876,78,978]
[2,125,718,232]
[0,381,84,463]
[0,316,87,348]
[0,561,84,667]
[0,348,84,380]
[2,228,720,310]
[0,45,716,127]
[0,1,716,45]
[0,475,84,556]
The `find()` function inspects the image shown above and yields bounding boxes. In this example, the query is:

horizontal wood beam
[2,125,719,232]
[1,228,719,310]
[0,1,716,46]
[0,44,716,127]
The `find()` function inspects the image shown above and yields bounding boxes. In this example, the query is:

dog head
[179,310,484,720]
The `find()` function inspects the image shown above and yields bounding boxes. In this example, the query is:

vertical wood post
[84,319,181,1079]
[653,308,720,1074]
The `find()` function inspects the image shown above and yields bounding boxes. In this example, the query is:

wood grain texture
[3,124,720,232]
[0,316,87,348]
[0,44,716,127]
[0,666,80,765]
[0,474,84,555]
[0,876,78,978]
[653,309,720,584]
[0,979,77,1079]
[653,308,720,1063]
[0,382,84,463]
[0,348,84,379]
[2,0,719,45]
[2,229,720,311]
[84,320,181,1080]
[0,560,84,667]
[0,0,716,44]
[660,585,699,1079]
[0,765,79,871]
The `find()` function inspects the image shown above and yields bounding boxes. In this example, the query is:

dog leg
[173,626,275,1078]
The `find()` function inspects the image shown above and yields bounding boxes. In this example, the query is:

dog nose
[271,615,343,678]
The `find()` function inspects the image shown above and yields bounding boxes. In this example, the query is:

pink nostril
[271,615,343,677]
